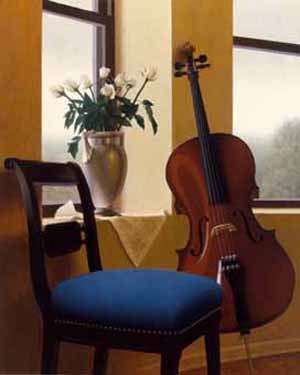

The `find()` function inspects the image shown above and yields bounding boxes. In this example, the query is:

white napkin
[54,200,83,221]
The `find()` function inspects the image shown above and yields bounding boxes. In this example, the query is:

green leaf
[64,111,71,128]
[134,114,145,129]
[64,110,76,129]
[143,99,154,106]
[82,93,97,113]
[67,136,81,159]
[84,93,94,106]
[118,97,132,105]
[78,123,86,134]
[119,117,132,127]
[119,98,138,119]
[74,115,84,132]
[69,110,76,125]
[142,100,158,134]
[76,107,84,115]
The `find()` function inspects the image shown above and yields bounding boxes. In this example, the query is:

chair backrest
[4,158,102,313]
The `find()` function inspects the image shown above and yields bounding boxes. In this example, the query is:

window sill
[43,202,300,217]
[253,207,300,215]
[252,200,300,208]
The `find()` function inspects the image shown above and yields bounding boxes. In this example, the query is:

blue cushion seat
[51,269,223,334]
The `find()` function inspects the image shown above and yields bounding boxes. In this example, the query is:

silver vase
[82,131,127,215]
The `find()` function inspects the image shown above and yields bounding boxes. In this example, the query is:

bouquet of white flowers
[50,66,158,158]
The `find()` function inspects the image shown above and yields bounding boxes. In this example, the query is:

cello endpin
[243,334,255,375]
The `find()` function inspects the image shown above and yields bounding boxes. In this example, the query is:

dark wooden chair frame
[5,158,222,375]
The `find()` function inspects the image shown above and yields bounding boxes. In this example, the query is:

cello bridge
[211,223,237,238]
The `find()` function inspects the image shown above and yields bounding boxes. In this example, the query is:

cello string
[193,73,228,259]
[195,120,225,258]
[188,67,227,259]
[201,133,228,258]
[204,137,229,257]
[190,58,228,259]
[206,136,235,257]
[200,117,234,259]
[206,137,232,257]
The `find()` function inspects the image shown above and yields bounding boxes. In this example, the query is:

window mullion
[105,14,115,74]
[234,36,300,55]
[96,0,107,15]
[43,0,108,26]
[93,26,105,92]
[92,0,114,93]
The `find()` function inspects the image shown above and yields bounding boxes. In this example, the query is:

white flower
[115,73,127,88]
[99,67,111,79]
[49,84,65,98]
[80,75,92,90]
[126,78,137,87]
[100,83,116,99]
[141,67,158,81]
[64,79,80,92]
[115,73,137,88]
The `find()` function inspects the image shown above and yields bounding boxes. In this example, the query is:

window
[233,1,300,206]
[42,0,114,205]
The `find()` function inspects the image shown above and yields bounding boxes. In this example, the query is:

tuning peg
[196,63,211,70]
[174,71,187,78]
[174,62,186,70]
[194,54,208,63]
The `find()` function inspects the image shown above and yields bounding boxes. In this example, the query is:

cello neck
[185,50,225,205]
[188,70,210,141]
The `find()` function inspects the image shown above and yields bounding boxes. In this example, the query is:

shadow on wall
[0,217,94,372]
[0,235,97,373]
[0,235,42,372]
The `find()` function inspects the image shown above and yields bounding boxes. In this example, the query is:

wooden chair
[4,158,223,375]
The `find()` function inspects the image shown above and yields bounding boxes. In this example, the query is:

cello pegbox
[194,54,208,63]
[196,63,211,70]
[174,71,187,78]
[174,62,188,78]
[174,62,186,70]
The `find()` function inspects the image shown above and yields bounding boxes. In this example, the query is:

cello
[166,44,295,338]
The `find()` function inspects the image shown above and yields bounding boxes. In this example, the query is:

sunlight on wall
[115,0,173,214]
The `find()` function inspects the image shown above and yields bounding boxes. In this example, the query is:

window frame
[42,0,115,214]
[234,34,300,208]
[43,0,115,78]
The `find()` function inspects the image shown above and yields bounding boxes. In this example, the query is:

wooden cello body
[167,45,295,333]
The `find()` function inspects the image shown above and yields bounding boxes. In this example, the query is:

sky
[234,0,300,138]
[234,0,300,44]
[54,0,93,11]
[42,12,94,160]
[42,1,300,160]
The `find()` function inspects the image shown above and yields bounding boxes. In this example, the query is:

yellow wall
[172,0,233,146]
[0,1,42,372]
[115,0,173,214]
[0,1,299,374]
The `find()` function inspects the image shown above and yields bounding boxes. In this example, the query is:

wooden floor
[182,352,300,375]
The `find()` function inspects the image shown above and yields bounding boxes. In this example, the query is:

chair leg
[41,326,60,374]
[93,347,109,375]
[205,323,221,375]
[160,350,181,375]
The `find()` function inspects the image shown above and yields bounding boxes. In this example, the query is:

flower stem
[122,85,132,98]
[63,93,80,112]
[133,78,148,104]
[89,87,96,102]
[75,88,85,100]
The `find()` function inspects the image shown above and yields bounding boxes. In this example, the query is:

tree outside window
[233,0,300,205]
